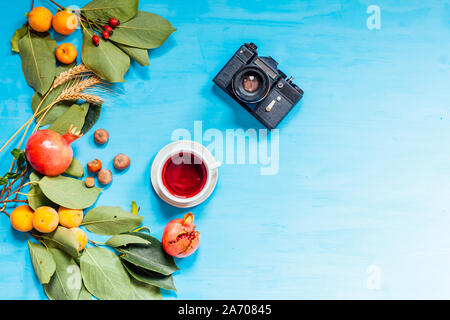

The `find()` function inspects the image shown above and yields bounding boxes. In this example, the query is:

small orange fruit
[58,206,83,228]
[32,206,59,233]
[55,43,77,64]
[28,7,53,32]
[71,227,88,252]
[52,10,78,35]
[10,205,35,232]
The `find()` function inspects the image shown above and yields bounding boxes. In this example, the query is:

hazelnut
[94,129,109,145]
[97,169,113,185]
[85,177,95,188]
[87,159,102,173]
[113,153,130,170]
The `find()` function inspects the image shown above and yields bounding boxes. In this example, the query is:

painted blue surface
[0,0,450,299]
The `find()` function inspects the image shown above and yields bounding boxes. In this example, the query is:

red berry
[109,18,119,28]
[101,31,109,40]
[92,35,100,46]
[103,25,113,34]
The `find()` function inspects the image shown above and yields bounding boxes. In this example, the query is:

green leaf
[32,93,73,127]
[106,234,150,247]
[115,43,149,66]
[28,240,56,284]
[18,30,56,94]
[109,11,176,49]
[49,103,90,136]
[31,63,77,126]
[122,260,176,291]
[80,247,131,300]
[64,158,84,178]
[36,226,80,258]
[78,283,93,300]
[11,148,26,169]
[39,175,102,209]
[128,277,161,300]
[27,172,57,210]
[81,104,102,135]
[82,206,143,235]
[44,248,82,300]
[118,233,179,276]
[11,23,28,53]
[82,0,138,24]
[81,29,130,82]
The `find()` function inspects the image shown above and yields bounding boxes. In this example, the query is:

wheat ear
[51,64,93,89]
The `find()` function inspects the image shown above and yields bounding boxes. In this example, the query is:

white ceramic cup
[151,140,221,208]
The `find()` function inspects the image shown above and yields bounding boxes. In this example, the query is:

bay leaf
[81,29,130,82]
[109,11,176,49]
[78,283,93,300]
[80,247,131,300]
[27,240,56,284]
[122,260,176,291]
[11,23,28,53]
[128,278,161,300]
[115,42,149,66]
[49,103,89,135]
[39,175,102,209]
[118,233,179,276]
[27,172,56,210]
[18,30,56,94]
[82,0,138,24]
[36,226,80,258]
[44,248,82,300]
[106,234,150,247]
[81,104,101,135]
[82,206,143,235]
[64,158,84,178]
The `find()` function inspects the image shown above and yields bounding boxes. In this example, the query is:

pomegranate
[25,126,82,176]
[162,212,200,258]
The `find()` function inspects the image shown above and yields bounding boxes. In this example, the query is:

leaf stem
[88,239,101,247]
[48,0,64,10]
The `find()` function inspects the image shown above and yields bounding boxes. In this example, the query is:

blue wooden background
[1,0,450,299]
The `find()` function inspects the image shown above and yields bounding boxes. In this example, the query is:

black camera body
[213,43,303,129]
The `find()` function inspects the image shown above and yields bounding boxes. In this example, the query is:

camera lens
[242,74,260,93]
[232,67,269,103]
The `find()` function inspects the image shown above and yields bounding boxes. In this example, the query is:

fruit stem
[0,199,28,204]
[183,212,194,225]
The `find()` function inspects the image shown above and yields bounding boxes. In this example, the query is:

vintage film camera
[213,43,303,129]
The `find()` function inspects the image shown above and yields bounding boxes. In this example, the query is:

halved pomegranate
[162,212,200,258]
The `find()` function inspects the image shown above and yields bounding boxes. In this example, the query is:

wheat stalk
[57,77,103,104]
[35,75,104,130]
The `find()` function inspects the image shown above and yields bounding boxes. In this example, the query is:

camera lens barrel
[231,66,270,103]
